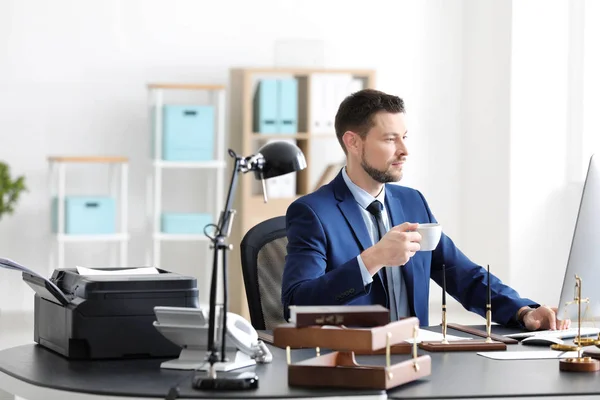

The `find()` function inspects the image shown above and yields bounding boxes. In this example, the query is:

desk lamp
[196,141,306,390]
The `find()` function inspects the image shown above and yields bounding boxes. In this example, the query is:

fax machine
[22,268,198,360]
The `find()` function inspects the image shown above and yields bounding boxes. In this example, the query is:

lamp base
[192,371,259,390]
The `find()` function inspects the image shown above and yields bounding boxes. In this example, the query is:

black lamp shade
[254,141,307,180]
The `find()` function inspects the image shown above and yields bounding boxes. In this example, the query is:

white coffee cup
[416,223,442,251]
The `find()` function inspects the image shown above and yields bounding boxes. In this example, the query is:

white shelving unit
[147,83,226,270]
[48,156,129,270]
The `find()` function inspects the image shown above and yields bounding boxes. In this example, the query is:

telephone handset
[153,306,272,364]
[226,312,272,363]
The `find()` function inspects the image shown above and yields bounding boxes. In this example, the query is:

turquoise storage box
[161,213,214,234]
[162,105,215,161]
[52,196,116,234]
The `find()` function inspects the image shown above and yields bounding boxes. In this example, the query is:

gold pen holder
[484,308,493,343]
[420,303,505,352]
[441,308,449,345]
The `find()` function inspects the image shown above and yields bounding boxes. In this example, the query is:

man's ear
[342,131,360,155]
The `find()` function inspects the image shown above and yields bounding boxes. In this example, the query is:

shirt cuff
[357,255,374,287]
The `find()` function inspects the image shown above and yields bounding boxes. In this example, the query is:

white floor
[0,311,34,351]
[0,310,34,400]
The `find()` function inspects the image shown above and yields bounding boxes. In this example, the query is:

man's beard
[360,149,402,184]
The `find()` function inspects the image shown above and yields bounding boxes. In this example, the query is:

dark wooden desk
[0,343,384,399]
[387,325,600,399]
[2,325,600,399]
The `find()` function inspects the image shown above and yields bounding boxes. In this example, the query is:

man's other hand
[522,305,571,331]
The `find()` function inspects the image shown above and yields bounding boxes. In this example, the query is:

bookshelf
[228,68,376,318]
[146,83,226,297]
[48,156,129,271]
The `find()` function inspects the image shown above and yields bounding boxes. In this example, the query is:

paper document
[76,266,160,276]
[478,350,580,360]
[0,257,44,277]
[404,329,472,344]
[0,257,69,305]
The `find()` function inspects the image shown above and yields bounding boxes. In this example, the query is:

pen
[487,264,491,306]
[442,264,447,306]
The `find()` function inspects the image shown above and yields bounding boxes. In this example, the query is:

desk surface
[0,344,383,399]
[1,325,600,399]
[387,325,600,399]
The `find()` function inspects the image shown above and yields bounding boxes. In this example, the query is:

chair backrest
[240,216,288,330]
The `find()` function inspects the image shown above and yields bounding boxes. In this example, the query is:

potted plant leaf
[0,162,27,221]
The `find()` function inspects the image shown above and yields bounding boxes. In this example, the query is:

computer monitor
[557,154,600,322]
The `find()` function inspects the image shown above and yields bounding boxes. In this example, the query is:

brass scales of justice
[549,275,600,372]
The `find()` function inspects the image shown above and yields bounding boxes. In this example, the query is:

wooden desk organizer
[273,317,431,390]
[273,323,412,354]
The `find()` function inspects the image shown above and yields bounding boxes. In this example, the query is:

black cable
[164,369,199,400]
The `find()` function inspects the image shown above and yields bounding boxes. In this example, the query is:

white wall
[3,0,592,320]
[509,0,579,306]
[583,0,600,157]
[451,0,595,313]
[0,0,465,312]
[459,0,512,285]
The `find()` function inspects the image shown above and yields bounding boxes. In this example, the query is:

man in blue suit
[282,89,566,330]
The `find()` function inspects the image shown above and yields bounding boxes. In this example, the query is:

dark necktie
[366,200,400,321]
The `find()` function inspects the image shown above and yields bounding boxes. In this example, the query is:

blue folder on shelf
[278,78,298,134]
[253,79,279,134]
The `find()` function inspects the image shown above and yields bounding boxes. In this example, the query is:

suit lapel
[385,187,405,228]
[333,173,372,251]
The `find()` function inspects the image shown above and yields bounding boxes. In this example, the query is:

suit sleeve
[281,200,371,319]
[416,191,539,326]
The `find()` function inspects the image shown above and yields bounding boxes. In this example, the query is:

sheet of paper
[0,257,69,304]
[76,266,160,276]
[404,329,472,343]
[478,350,580,360]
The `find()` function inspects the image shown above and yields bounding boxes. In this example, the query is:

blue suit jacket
[281,172,538,326]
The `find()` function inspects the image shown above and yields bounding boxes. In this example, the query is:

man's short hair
[334,89,405,153]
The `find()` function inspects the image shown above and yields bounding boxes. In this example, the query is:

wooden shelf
[153,160,226,169]
[147,83,225,91]
[48,156,128,164]
[237,68,376,76]
[228,67,376,319]
[250,133,311,140]
[310,132,337,138]
[55,233,130,242]
[153,233,210,242]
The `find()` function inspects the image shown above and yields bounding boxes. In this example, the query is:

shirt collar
[341,166,386,210]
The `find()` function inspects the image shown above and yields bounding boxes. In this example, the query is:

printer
[22,268,198,360]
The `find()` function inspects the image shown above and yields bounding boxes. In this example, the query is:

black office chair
[240,216,288,330]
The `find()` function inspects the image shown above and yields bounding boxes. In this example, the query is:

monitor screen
[557,154,600,323]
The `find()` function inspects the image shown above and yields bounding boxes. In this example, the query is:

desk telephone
[153,306,272,370]
[226,312,272,363]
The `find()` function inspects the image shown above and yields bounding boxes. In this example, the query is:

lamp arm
[206,153,242,371]
[217,151,265,238]
[217,155,242,239]
[206,149,266,372]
